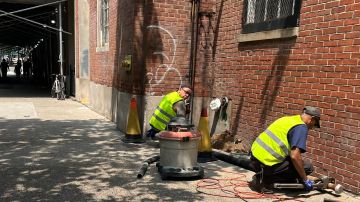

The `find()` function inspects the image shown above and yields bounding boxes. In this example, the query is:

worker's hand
[303,179,314,190]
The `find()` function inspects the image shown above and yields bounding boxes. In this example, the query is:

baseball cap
[179,84,192,94]
[303,106,321,128]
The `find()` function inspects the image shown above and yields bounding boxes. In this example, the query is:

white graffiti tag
[146,25,183,95]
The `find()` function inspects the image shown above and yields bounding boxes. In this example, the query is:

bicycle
[51,74,66,100]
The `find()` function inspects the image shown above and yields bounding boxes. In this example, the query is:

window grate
[242,0,301,34]
[100,0,109,45]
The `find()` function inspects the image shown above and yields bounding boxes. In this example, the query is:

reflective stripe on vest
[264,129,289,156]
[149,92,183,131]
[255,138,285,162]
[251,115,305,166]
[152,106,174,126]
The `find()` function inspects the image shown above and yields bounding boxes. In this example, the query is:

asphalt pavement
[0,74,359,202]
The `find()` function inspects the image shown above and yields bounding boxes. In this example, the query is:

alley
[0,77,244,201]
[0,78,358,202]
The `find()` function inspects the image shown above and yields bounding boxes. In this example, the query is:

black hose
[212,149,258,172]
[137,155,160,179]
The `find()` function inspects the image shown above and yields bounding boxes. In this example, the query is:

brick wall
[88,0,194,95]
[78,0,360,193]
[211,0,360,193]
[139,1,193,96]
[88,0,117,87]
[116,1,137,93]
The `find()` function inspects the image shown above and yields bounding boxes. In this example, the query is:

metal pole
[49,30,53,77]
[58,3,63,75]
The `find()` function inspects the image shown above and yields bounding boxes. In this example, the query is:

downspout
[189,0,200,123]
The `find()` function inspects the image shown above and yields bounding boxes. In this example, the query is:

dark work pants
[145,125,160,138]
[251,155,314,184]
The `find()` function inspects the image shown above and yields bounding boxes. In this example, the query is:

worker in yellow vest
[250,106,321,193]
[145,84,192,140]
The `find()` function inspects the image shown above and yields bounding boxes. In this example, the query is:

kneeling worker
[250,106,321,192]
[146,84,192,140]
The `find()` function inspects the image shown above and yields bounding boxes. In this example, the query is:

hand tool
[273,176,343,194]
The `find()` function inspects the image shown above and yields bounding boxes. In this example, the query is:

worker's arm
[173,100,187,117]
[290,147,307,181]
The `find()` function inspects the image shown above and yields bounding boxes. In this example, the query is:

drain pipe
[189,0,200,123]
[137,155,160,179]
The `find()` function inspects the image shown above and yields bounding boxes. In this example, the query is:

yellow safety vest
[251,115,305,166]
[149,92,183,131]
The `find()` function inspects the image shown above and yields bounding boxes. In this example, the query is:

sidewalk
[0,80,359,201]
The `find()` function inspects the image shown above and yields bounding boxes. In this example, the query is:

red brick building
[75,0,360,193]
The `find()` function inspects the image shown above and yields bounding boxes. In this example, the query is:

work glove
[303,179,314,190]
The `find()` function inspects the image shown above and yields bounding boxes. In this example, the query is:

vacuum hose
[212,149,258,172]
[137,155,160,179]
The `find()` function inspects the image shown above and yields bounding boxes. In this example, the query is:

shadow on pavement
[0,118,227,201]
[0,76,49,98]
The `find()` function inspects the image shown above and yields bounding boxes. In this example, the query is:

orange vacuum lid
[158,131,201,140]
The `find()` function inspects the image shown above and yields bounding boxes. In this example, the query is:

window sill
[96,45,109,52]
[237,27,299,43]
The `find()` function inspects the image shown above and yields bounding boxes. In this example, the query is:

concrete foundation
[75,80,231,136]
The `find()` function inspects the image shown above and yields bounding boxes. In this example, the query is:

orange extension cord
[196,168,304,201]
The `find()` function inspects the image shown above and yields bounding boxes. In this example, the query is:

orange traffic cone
[122,97,145,143]
[197,107,214,161]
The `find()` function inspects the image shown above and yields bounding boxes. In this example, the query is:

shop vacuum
[156,117,204,180]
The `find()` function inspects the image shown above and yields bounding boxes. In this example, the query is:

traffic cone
[122,97,145,143]
[197,107,215,161]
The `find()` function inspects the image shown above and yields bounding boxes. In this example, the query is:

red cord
[196,168,304,201]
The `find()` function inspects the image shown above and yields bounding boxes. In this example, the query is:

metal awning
[0,0,60,5]
[0,0,68,52]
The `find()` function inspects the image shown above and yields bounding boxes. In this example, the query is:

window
[98,0,109,47]
[242,0,301,34]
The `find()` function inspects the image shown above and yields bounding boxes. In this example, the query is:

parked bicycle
[51,74,66,100]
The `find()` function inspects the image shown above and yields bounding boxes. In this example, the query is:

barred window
[242,0,301,34]
[99,0,109,46]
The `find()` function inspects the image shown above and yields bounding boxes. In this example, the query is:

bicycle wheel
[51,83,57,98]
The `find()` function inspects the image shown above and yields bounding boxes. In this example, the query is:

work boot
[145,128,159,141]
[151,134,159,141]
[250,174,274,194]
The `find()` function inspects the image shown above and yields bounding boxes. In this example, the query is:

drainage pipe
[137,155,160,179]
[188,0,200,123]
[212,149,258,172]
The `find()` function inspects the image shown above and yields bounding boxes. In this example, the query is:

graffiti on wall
[146,25,183,95]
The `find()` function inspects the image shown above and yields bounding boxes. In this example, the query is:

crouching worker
[250,106,321,193]
[145,84,192,140]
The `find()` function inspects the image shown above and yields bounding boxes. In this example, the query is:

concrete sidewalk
[0,85,359,201]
